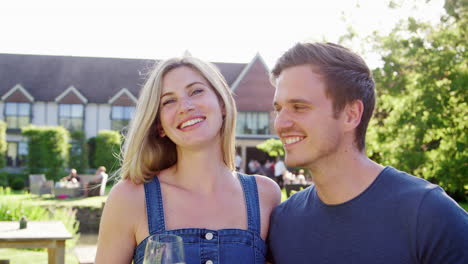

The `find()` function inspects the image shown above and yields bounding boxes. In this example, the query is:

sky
[0,0,446,69]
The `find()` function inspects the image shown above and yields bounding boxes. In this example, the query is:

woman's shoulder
[252,174,282,208]
[105,179,145,213]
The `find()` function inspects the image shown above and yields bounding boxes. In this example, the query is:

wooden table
[0,221,72,264]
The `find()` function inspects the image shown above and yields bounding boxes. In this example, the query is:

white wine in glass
[143,234,185,264]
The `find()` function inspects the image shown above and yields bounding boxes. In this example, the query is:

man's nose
[274,110,294,132]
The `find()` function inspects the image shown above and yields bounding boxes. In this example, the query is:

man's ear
[343,100,363,132]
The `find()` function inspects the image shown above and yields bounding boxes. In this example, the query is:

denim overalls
[133,173,267,264]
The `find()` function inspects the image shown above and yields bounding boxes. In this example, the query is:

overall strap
[143,176,166,234]
[238,173,261,235]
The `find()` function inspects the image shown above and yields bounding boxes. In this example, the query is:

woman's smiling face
[158,66,225,149]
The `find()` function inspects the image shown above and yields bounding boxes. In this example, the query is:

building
[0,53,277,172]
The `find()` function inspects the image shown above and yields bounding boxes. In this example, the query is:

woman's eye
[162,99,175,106]
[191,89,203,96]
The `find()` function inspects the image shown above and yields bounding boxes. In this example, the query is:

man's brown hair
[272,42,375,151]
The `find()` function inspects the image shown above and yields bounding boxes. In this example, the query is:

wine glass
[143,234,185,264]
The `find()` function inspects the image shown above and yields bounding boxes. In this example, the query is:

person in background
[96,56,281,264]
[83,166,108,197]
[294,169,307,185]
[264,159,275,179]
[273,156,286,188]
[61,168,81,183]
[235,152,242,171]
[267,42,468,264]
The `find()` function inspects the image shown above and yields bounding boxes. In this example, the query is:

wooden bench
[29,174,54,196]
[55,174,108,198]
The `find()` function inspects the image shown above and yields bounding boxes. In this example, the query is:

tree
[367,1,467,201]
[257,138,284,157]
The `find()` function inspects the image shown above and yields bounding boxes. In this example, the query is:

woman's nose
[179,97,195,113]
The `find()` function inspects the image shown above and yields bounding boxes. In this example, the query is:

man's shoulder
[377,166,463,217]
[273,186,314,216]
[380,166,439,196]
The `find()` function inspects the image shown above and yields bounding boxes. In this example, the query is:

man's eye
[293,104,306,110]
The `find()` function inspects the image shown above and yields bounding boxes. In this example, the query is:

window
[236,112,270,135]
[5,102,30,129]
[7,141,28,167]
[59,104,84,131]
[111,106,135,131]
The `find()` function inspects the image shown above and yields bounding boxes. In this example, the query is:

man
[267,42,467,263]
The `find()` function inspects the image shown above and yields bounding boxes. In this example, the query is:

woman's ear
[156,123,166,138]
[221,102,227,117]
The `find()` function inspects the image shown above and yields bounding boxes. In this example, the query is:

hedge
[22,126,70,181]
[0,121,6,168]
[94,130,121,173]
[69,130,89,173]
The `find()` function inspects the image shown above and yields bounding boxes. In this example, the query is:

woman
[95,56,281,264]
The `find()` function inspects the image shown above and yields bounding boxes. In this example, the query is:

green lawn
[2,186,111,208]
[0,248,79,264]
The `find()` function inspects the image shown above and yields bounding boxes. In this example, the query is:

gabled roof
[0,53,247,104]
[232,54,275,112]
[109,88,138,105]
[1,84,34,102]
[55,86,88,104]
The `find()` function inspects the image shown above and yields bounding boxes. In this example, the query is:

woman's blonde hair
[120,56,237,184]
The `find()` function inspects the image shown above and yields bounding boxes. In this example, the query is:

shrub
[69,130,89,173]
[22,126,70,181]
[94,130,122,173]
[0,186,12,195]
[0,121,6,168]
[87,137,97,169]
[0,171,8,187]
[10,177,25,190]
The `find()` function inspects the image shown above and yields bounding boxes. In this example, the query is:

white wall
[85,104,111,138]
[98,104,111,132]
[32,102,45,125]
[45,102,58,125]
[0,102,3,120]
[85,103,98,138]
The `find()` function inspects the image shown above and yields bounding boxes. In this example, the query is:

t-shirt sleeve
[416,187,468,264]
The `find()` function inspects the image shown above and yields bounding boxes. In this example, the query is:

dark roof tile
[0,54,247,104]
